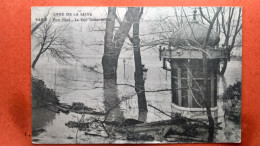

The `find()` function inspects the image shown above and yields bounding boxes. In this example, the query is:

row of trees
[31,7,242,74]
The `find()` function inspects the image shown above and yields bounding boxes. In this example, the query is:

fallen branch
[148,104,172,118]
[85,132,106,138]
[65,121,89,131]
[148,104,209,127]
[117,83,171,92]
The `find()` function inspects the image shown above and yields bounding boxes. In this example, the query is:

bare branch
[199,7,211,23]
[31,8,52,35]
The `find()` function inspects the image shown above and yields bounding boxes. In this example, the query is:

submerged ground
[31,49,241,143]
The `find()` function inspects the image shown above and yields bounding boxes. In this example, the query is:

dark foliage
[222,81,241,100]
[31,76,59,107]
[222,81,241,120]
[65,121,89,131]
[71,102,94,111]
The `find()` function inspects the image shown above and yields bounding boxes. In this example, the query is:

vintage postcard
[31,7,242,144]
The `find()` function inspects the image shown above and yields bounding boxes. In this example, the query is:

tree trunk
[31,20,45,35]
[32,51,42,69]
[103,79,124,122]
[31,8,50,35]
[202,57,214,142]
[201,7,222,142]
[102,7,116,80]
[132,8,148,112]
[102,7,140,83]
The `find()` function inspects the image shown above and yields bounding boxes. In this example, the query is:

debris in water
[65,121,89,131]
[32,128,46,136]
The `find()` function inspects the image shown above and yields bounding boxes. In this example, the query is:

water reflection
[32,108,56,130]
[138,110,148,123]
[32,54,241,143]
[103,79,124,122]
[218,75,228,95]
[215,67,241,142]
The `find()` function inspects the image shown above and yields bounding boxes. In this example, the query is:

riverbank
[32,76,60,108]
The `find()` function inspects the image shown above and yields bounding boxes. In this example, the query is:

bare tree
[102,7,141,82]
[31,20,73,69]
[102,7,148,112]
[201,7,222,142]
[31,8,51,35]
[221,7,242,49]
[128,7,148,112]
[218,7,242,74]
[200,7,242,75]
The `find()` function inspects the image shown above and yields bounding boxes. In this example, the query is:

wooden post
[163,58,166,69]
[187,60,193,107]
[214,62,218,106]
[171,61,176,104]
[210,62,215,107]
[177,67,182,106]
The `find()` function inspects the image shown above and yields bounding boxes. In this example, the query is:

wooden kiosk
[159,11,228,119]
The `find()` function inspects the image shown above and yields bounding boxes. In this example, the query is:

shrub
[222,81,241,120]
[32,76,59,107]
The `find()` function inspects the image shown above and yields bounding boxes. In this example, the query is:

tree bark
[102,7,116,80]
[103,79,124,122]
[31,9,50,35]
[132,7,148,112]
[31,20,45,35]
[32,48,43,69]
[102,7,140,83]
[201,7,222,142]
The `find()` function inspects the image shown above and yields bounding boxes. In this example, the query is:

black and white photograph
[31,7,242,144]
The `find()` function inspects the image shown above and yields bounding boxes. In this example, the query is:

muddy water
[32,52,241,143]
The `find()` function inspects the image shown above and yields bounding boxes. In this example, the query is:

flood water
[32,49,241,143]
